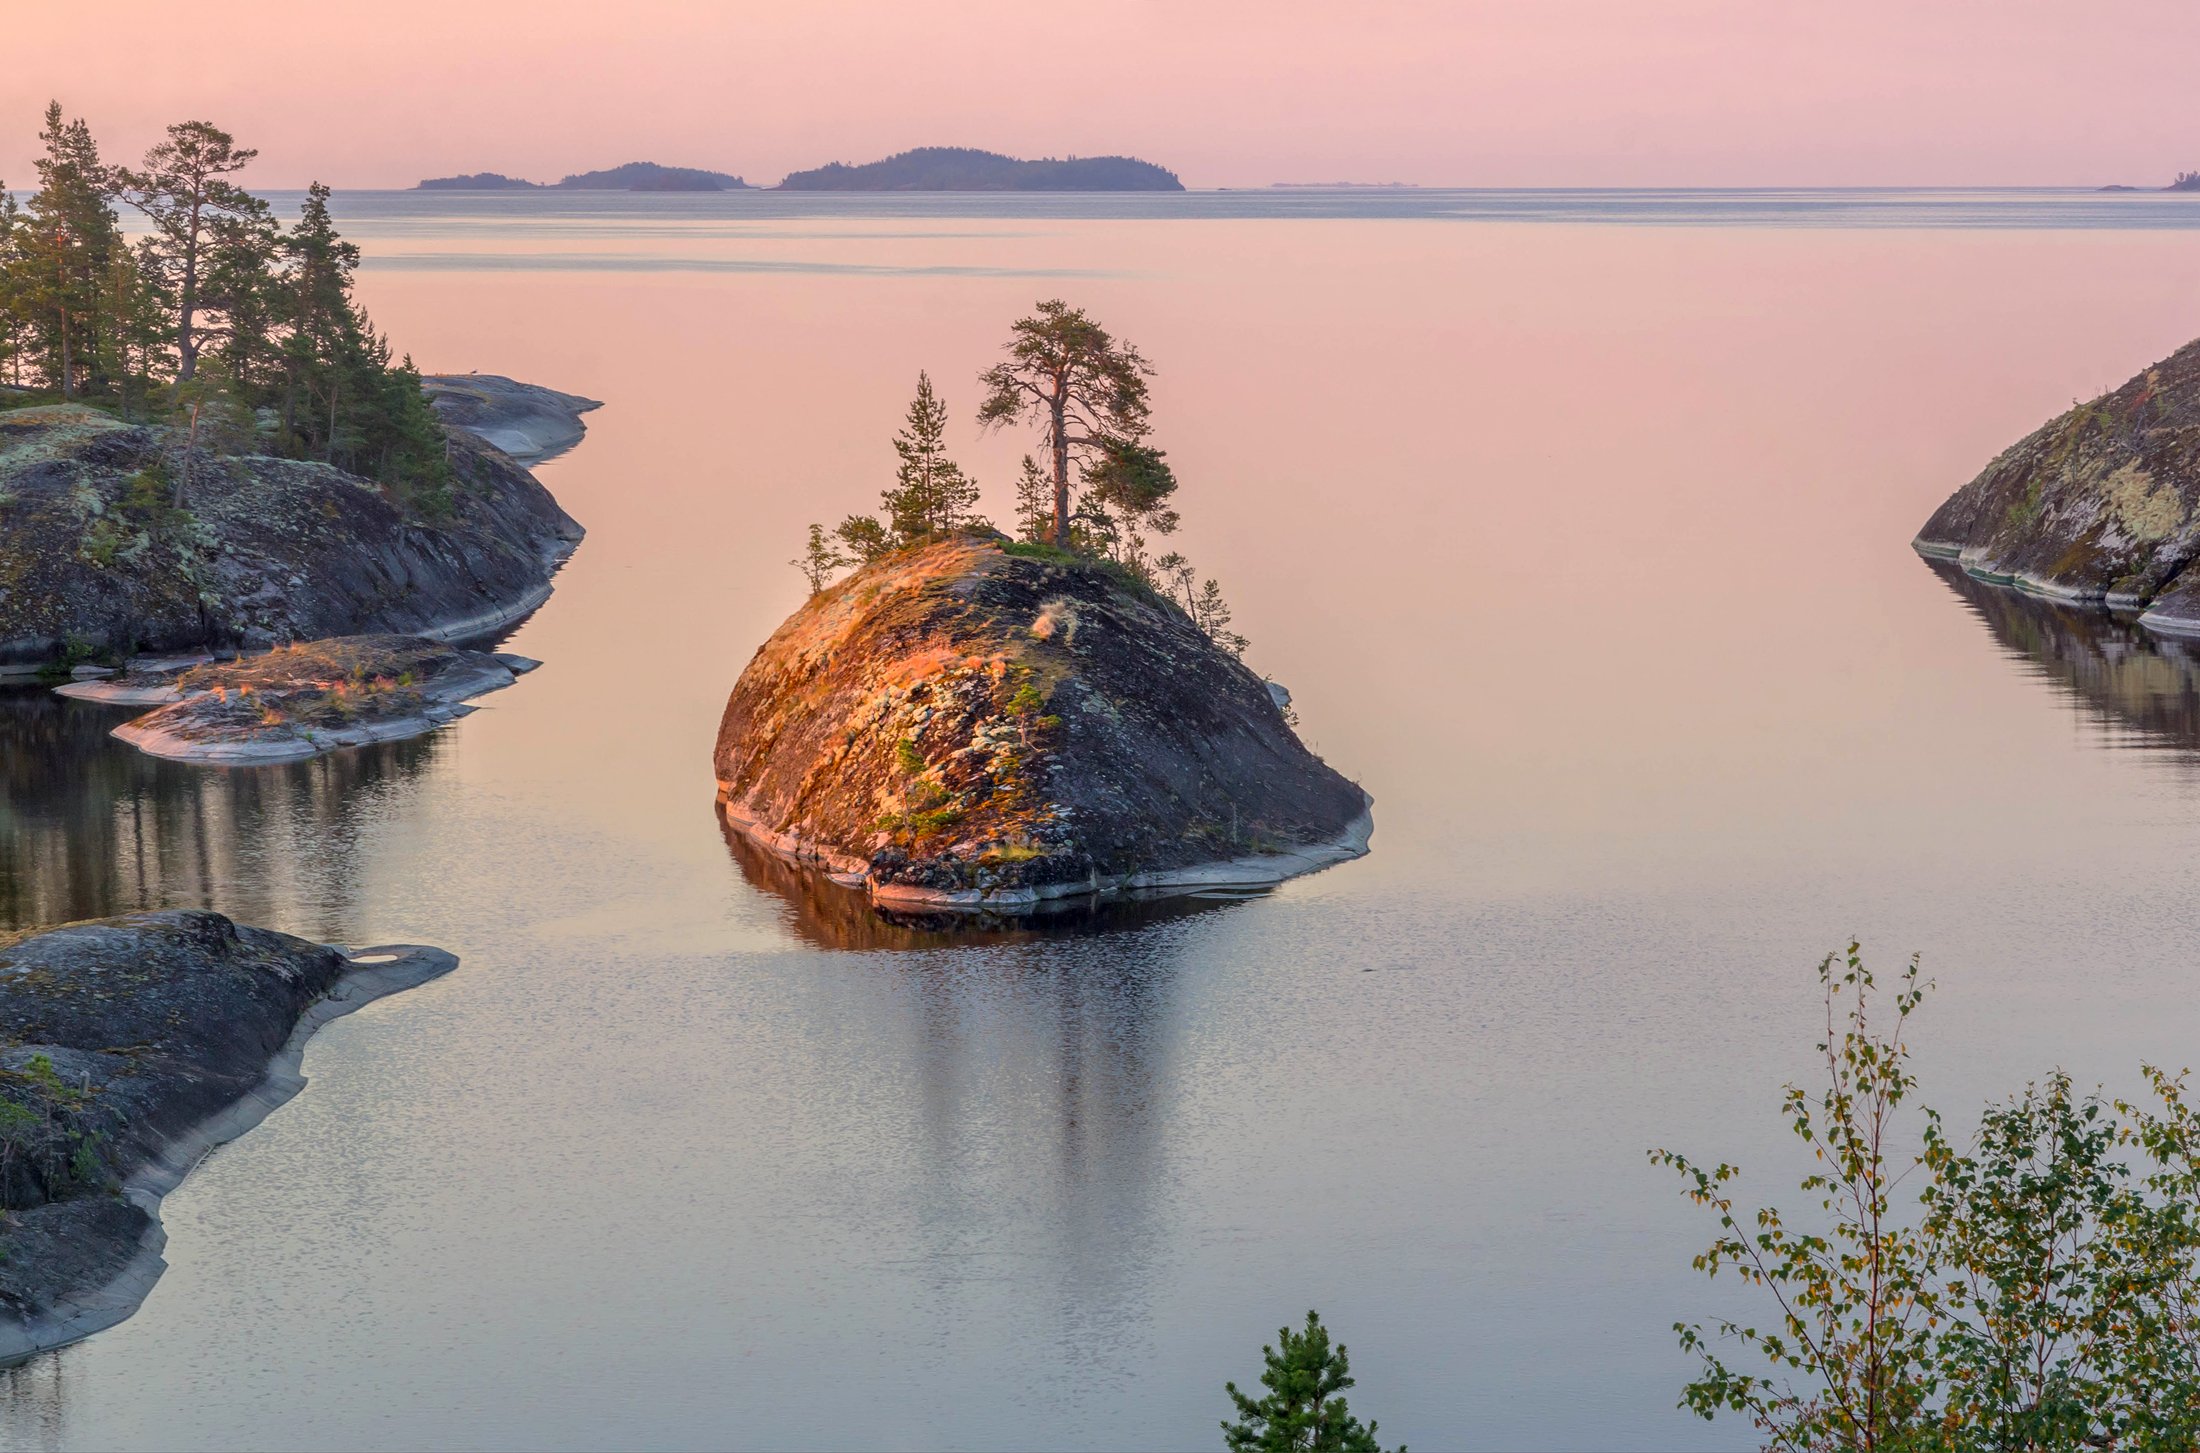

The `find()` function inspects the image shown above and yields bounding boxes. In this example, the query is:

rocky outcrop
[421,374,601,464]
[1914,338,2200,635]
[77,634,538,765]
[0,911,454,1363]
[712,533,1370,912]
[0,405,582,678]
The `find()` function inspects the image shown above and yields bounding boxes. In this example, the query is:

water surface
[9,191,2200,1449]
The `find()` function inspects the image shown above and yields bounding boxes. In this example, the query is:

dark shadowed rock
[1915,338,2200,635]
[713,534,1369,913]
[421,374,602,464]
[0,910,453,1362]
[0,406,582,678]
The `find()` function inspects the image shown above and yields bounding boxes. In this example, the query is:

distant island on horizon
[780,147,1183,192]
[416,149,1182,193]
[417,162,749,192]
[2097,171,2200,194]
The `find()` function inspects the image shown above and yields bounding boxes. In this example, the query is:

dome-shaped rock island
[713,534,1371,913]
[1915,337,2200,635]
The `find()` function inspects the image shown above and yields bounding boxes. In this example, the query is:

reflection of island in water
[1927,558,2200,753]
[0,689,438,935]
[718,801,1259,950]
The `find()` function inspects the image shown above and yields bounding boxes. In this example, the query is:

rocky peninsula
[0,911,453,1363]
[714,533,1370,912]
[0,382,589,680]
[422,374,601,464]
[1914,337,2200,636]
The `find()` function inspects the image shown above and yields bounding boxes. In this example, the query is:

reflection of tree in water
[717,798,1255,951]
[1926,559,2200,761]
[719,798,1239,1388]
[0,690,439,938]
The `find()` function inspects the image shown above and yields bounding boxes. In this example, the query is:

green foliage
[1158,551,1249,657]
[1013,454,1054,543]
[792,521,849,593]
[1655,944,2200,1450]
[1000,538,1080,565]
[883,370,979,540]
[1007,682,1046,717]
[905,806,963,836]
[807,373,982,577]
[1222,1311,1401,1453]
[894,737,927,776]
[834,513,894,566]
[0,112,454,515]
[977,299,1157,549]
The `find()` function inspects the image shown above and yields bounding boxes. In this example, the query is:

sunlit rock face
[0,406,581,676]
[712,533,1369,911]
[1915,338,2200,634]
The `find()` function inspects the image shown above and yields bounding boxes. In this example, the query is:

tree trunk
[1050,394,1071,549]
[177,196,202,382]
[175,400,200,511]
[58,305,71,400]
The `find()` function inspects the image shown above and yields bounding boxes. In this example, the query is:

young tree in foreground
[115,120,264,382]
[977,299,1165,549]
[1653,944,2200,1450]
[1222,1311,1400,1453]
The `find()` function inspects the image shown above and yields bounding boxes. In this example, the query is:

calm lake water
[9,190,2200,1449]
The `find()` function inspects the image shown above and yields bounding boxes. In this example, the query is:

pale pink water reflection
[6,198,2200,1449]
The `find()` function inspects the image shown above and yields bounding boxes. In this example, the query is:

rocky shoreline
[0,912,455,1364]
[0,377,592,680]
[84,635,541,766]
[1914,337,2200,637]
[422,374,602,465]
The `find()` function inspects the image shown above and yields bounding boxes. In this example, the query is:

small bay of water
[8,192,2200,1449]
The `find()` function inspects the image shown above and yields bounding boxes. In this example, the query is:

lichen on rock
[713,532,1370,912]
[0,911,454,1361]
[99,633,537,765]
[0,401,583,678]
[1915,338,2200,630]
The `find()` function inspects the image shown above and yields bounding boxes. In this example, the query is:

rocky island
[777,147,1184,192]
[0,911,453,1363]
[714,533,1369,913]
[64,634,539,765]
[416,162,749,191]
[1914,337,2200,636]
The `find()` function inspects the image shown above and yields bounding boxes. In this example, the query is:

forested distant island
[777,148,1183,192]
[2098,172,2200,193]
[417,162,749,191]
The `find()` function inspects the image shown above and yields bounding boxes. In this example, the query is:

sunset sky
[8,0,2199,190]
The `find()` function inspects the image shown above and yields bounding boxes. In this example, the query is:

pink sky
[8,0,2199,190]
